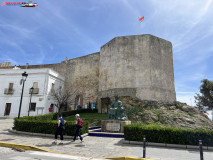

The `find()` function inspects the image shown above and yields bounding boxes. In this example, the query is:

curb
[123,140,213,151]
[8,128,88,139]
[89,128,124,138]
[0,141,51,152]
[103,157,152,160]
[0,142,152,160]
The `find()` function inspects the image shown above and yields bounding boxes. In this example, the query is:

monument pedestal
[101,120,131,133]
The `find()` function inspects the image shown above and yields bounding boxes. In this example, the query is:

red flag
[139,16,144,22]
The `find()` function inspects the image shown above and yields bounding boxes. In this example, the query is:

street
[0,147,105,160]
[0,119,213,160]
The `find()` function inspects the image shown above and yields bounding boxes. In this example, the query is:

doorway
[75,94,83,110]
[101,97,111,113]
[4,103,11,116]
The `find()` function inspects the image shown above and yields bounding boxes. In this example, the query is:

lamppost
[28,87,34,116]
[18,71,28,119]
[212,111,213,122]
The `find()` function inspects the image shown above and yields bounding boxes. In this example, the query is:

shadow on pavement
[36,142,74,147]
[0,138,15,141]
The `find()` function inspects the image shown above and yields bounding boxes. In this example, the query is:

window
[9,83,13,91]
[4,83,14,94]
[30,103,36,111]
[33,82,38,88]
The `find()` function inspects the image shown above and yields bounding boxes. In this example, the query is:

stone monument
[101,96,131,133]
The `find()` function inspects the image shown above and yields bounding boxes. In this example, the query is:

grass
[64,113,107,121]
[187,112,194,117]
[64,113,107,127]
[153,109,161,116]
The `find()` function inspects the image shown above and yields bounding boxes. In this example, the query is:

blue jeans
[73,126,83,141]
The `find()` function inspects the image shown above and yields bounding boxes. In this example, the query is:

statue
[107,96,128,121]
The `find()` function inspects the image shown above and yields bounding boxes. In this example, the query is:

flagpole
[138,17,139,35]
[138,16,144,35]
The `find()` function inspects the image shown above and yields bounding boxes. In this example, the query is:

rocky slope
[119,96,213,130]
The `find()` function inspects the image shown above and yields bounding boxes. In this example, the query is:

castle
[0,34,176,112]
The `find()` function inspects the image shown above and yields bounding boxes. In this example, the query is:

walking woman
[52,113,65,145]
[72,114,83,142]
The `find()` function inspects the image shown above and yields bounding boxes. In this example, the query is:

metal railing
[29,88,39,94]
[141,136,204,160]
[4,88,14,94]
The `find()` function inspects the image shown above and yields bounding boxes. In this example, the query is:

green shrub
[22,113,57,120]
[14,109,95,135]
[124,124,213,146]
[14,118,89,136]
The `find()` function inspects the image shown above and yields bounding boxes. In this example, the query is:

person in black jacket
[52,113,65,145]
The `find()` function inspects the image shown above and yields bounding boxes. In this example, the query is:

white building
[0,68,64,118]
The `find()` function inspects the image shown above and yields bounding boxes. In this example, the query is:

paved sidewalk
[0,119,213,160]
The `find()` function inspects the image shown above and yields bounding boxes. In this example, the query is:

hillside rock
[119,96,213,130]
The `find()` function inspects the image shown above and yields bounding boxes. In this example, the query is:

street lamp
[28,87,34,116]
[212,111,213,122]
[18,71,28,119]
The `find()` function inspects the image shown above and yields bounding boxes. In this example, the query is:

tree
[52,87,78,113]
[195,79,213,112]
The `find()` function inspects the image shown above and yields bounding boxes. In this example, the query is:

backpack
[77,118,84,127]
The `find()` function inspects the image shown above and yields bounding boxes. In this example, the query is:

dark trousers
[73,126,83,141]
[55,127,64,140]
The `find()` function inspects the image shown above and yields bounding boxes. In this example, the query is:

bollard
[143,136,146,158]
[199,140,204,160]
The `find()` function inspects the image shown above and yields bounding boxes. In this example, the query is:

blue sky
[0,0,213,118]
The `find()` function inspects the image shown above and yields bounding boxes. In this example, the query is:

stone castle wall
[22,63,67,76]
[136,35,176,102]
[0,34,176,111]
[65,53,100,109]
[0,62,12,68]
[99,35,176,104]
[0,63,67,77]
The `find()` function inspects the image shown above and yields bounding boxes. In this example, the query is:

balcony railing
[4,88,14,94]
[29,88,39,94]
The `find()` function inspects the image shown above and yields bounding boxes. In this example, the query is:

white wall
[0,68,64,118]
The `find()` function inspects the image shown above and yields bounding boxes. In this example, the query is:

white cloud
[176,92,196,106]
[3,40,27,57]
[0,55,18,66]
[123,0,141,18]
[147,0,213,54]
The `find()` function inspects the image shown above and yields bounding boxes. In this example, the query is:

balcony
[4,88,14,95]
[29,88,39,94]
